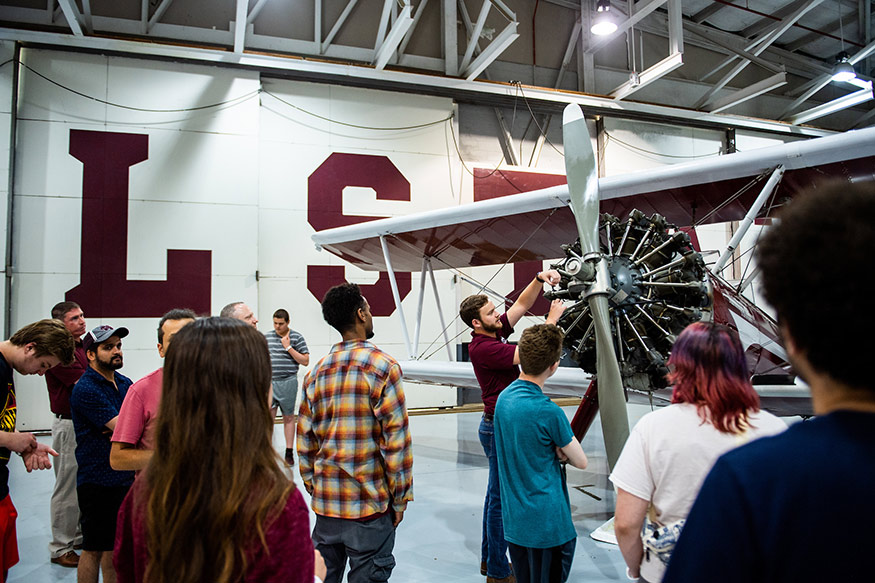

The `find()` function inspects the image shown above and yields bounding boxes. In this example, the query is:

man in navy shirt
[663,183,875,582]
[459,270,565,583]
[71,325,134,583]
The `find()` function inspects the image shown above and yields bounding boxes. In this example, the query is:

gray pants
[49,417,82,557]
[313,513,396,583]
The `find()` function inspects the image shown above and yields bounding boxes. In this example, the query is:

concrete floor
[8,405,640,582]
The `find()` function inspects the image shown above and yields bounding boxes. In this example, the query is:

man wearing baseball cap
[71,325,135,583]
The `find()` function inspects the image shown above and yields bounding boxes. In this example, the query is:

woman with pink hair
[609,322,787,583]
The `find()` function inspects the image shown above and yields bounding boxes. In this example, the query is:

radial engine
[544,210,711,392]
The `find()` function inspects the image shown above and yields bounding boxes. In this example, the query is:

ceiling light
[831,55,856,83]
[591,0,617,36]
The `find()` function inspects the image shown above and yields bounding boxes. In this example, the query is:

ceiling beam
[0,23,837,138]
[463,21,519,80]
[247,0,269,25]
[374,4,413,70]
[787,81,874,124]
[147,0,175,33]
[233,0,247,53]
[81,0,92,34]
[459,0,492,75]
[375,0,394,51]
[56,0,83,36]
[442,0,457,75]
[321,0,358,55]
[695,0,826,109]
[398,0,428,57]
[692,2,726,24]
[708,72,788,113]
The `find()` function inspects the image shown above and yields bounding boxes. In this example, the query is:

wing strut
[379,236,455,361]
[380,234,413,359]
[712,165,784,274]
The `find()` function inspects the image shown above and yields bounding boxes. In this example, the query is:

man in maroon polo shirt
[459,270,565,583]
[45,301,88,568]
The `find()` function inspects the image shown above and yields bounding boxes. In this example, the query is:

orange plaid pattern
[297,340,413,519]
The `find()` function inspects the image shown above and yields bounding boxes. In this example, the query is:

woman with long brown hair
[113,317,324,583]
[609,322,787,583]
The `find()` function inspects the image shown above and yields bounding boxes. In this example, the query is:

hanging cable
[512,81,565,156]
[20,62,260,112]
[262,89,454,130]
[605,131,721,159]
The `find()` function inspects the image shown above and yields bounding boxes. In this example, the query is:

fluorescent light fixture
[591,0,618,36]
[788,82,874,125]
[610,52,683,100]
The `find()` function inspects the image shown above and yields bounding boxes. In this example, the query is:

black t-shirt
[0,353,15,499]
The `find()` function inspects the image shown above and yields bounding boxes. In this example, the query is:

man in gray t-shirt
[265,308,309,465]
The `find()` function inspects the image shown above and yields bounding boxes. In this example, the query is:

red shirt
[44,343,87,417]
[469,313,519,415]
[114,477,315,583]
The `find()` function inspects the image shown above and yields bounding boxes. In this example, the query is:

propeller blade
[562,104,600,259]
[591,292,630,470]
[562,103,630,471]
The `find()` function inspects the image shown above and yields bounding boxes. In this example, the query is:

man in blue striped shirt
[265,308,309,465]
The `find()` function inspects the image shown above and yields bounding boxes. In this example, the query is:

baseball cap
[82,324,130,352]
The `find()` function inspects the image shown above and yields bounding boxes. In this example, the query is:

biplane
[311,110,875,468]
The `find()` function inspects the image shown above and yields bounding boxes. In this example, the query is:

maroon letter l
[65,130,211,317]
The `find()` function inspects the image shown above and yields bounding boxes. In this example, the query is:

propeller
[562,103,630,471]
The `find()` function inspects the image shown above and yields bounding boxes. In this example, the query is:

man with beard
[110,309,197,472]
[298,283,412,583]
[71,325,135,583]
[459,271,565,583]
[44,301,88,568]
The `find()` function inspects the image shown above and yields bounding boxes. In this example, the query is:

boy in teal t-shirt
[494,324,589,583]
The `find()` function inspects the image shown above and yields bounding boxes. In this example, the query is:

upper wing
[312,126,875,272]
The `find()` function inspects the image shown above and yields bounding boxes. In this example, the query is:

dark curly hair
[756,181,875,391]
[321,283,366,333]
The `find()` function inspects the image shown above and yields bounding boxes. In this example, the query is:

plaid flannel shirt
[297,339,413,519]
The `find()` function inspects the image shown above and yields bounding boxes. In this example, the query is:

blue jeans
[480,417,511,578]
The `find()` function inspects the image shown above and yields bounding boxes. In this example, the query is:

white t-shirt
[609,403,787,582]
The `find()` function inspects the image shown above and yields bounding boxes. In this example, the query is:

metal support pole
[380,235,413,358]
[413,256,428,357]
[713,166,784,274]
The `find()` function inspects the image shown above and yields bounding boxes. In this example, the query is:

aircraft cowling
[546,209,710,392]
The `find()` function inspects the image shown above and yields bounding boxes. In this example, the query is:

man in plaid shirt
[297,283,413,583]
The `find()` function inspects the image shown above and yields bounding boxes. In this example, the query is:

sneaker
[481,561,487,576]
[50,551,80,568]
[284,448,295,465]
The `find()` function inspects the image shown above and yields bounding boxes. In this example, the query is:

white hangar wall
[9,47,461,430]
[2,45,794,430]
